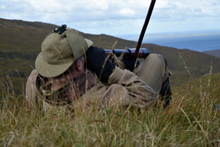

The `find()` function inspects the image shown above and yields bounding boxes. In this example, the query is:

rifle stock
[105,48,150,58]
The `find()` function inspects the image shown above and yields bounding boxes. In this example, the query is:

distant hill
[1,18,220,93]
[203,49,220,58]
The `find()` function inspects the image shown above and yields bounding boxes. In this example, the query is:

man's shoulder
[27,69,38,81]
[26,70,38,84]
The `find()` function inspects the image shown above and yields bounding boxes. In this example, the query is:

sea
[119,33,220,52]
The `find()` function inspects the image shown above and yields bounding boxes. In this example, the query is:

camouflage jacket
[26,67,156,112]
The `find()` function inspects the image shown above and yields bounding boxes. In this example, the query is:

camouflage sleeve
[108,67,156,108]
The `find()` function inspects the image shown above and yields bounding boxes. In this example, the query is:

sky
[0,0,220,39]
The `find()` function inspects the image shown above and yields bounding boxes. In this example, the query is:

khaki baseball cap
[35,26,93,78]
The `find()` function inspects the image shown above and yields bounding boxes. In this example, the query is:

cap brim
[85,38,93,48]
[35,52,73,78]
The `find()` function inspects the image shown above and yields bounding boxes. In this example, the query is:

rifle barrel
[105,48,149,58]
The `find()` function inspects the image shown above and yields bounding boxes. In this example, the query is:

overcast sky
[1,0,220,38]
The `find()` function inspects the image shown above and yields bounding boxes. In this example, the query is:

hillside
[1,18,220,93]
[203,49,220,58]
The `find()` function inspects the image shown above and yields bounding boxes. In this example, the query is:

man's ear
[76,60,83,71]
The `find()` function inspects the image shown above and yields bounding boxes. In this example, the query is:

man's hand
[86,46,115,82]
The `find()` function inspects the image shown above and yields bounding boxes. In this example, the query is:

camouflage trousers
[135,53,169,96]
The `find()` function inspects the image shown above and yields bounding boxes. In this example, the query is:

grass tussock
[0,73,220,147]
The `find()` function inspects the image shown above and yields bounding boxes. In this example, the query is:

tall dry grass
[0,71,220,146]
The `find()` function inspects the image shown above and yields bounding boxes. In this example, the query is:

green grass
[0,73,220,146]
